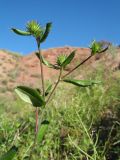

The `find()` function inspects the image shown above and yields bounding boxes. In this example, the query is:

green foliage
[90,40,108,55]
[63,79,101,87]
[0,146,18,160]
[26,20,43,38]
[57,54,67,67]
[12,20,52,47]
[62,50,76,68]
[35,52,60,69]
[56,50,76,68]
[37,120,49,143]
[1,71,120,159]
[45,84,52,96]
[40,22,52,43]
[10,19,111,159]
[11,28,31,36]
[15,86,45,107]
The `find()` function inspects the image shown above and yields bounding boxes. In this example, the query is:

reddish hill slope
[0,46,120,96]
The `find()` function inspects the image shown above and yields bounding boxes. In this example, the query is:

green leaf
[0,146,18,160]
[11,28,31,36]
[35,52,51,67]
[36,88,42,94]
[63,79,101,87]
[45,84,52,96]
[35,52,60,69]
[62,50,76,68]
[15,86,45,107]
[40,23,52,43]
[37,120,49,143]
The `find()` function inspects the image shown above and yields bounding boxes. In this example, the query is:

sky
[0,0,120,55]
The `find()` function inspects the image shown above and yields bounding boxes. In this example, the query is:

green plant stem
[36,45,45,141]
[38,46,45,97]
[68,134,94,160]
[22,142,33,160]
[29,45,46,159]
[62,55,93,79]
[46,68,63,105]
[29,108,39,160]
[35,107,39,134]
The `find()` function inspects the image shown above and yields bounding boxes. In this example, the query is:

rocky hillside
[0,46,120,96]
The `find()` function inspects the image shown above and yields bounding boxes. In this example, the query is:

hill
[0,46,119,97]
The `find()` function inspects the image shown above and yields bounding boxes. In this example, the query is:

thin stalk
[29,137,37,160]
[29,109,39,160]
[68,135,94,160]
[38,46,45,97]
[62,55,93,79]
[29,44,46,159]
[34,45,45,137]
[22,142,33,160]
[35,107,39,134]
[46,68,63,105]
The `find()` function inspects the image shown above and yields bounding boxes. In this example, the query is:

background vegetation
[0,60,120,159]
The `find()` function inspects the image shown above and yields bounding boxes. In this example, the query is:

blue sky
[0,0,120,54]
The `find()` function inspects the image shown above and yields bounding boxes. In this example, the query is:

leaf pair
[36,50,76,70]
[12,21,52,46]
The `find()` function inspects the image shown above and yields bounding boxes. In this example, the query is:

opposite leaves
[12,20,52,46]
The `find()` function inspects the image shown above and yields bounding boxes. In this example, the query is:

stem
[38,46,45,97]
[35,107,39,134]
[46,68,63,105]
[29,43,46,159]
[62,55,93,79]
[29,108,39,160]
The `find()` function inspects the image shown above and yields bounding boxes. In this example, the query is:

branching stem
[46,68,63,105]
[62,55,93,79]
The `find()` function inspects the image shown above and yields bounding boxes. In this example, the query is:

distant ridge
[0,46,119,97]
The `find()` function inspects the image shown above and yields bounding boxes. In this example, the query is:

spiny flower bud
[57,54,67,66]
[90,40,102,55]
[26,20,43,38]
[90,40,108,55]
